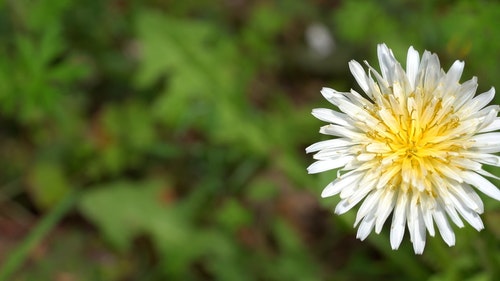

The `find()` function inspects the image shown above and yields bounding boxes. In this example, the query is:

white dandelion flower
[306,43,500,254]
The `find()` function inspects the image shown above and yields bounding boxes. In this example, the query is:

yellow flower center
[365,91,464,194]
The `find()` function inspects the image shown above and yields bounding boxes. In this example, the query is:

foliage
[1,0,500,280]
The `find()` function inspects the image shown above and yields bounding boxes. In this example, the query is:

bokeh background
[1,0,500,280]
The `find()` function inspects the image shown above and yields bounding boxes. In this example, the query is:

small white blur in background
[305,23,335,58]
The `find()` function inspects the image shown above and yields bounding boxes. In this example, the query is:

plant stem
[0,190,78,281]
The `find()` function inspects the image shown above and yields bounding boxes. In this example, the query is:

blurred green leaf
[79,181,178,251]
[0,23,88,123]
[27,162,70,210]
[79,180,206,279]
[268,219,321,281]
[136,9,268,154]
[216,199,253,232]
[246,177,279,202]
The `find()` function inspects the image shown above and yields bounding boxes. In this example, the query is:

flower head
[307,43,500,254]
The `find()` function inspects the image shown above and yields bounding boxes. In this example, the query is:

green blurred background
[1,0,500,280]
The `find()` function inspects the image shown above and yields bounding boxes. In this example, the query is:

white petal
[366,142,391,153]
[476,108,499,132]
[333,96,371,121]
[377,43,396,84]
[461,87,496,117]
[470,132,500,145]
[474,87,495,110]
[479,118,500,133]
[443,203,464,228]
[469,133,500,153]
[378,108,400,132]
[346,89,373,106]
[320,124,364,139]
[321,171,363,197]
[406,46,420,90]
[339,180,358,199]
[447,182,483,213]
[376,166,401,189]
[356,153,376,161]
[432,203,456,246]
[335,182,373,215]
[461,184,484,213]
[443,60,464,89]
[448,193,484,231]
[305,138,352,153]
[477,168,500,181]
[435,165,463,183]
[335,197,358,215]
[411,203,427,255]
[472,154,500,167]
[418,52,441,91]
[461,171,500,201]
[473,145,500,154]
[356,214,375,241]
[320,87,337,101]
[436,187,464,227]
[480,154,500,166]
[354,190,382,226]
[311,108,354,127]
[450,158,481,171]
[374,190,396,233]
[313,148,351,160]
[365,62,390,95]
[421,197,435,237]
[454,77,478,110]
[390,192,408,250]
[307,156,354,174]
[349,60,369,93]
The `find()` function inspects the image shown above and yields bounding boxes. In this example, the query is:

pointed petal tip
[320,87,337,100]
[442,232,456,247]
[320,188,333,198]
[377,43,388,49]
[412,231,427,254]
[463,171,500,201]
[348,60,370,92]
[306,164,316,174]
[320,87,335,94]
[413,248,424,255]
